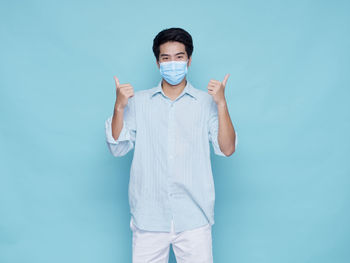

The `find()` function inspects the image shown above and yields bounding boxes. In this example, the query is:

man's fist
[114,76,134,110]
[207,74,230,106]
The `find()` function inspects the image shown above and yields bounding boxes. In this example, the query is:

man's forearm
[217,100,236,156]
[111,103,125,141]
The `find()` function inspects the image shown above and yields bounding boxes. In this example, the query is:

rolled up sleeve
[208,98,238,156]
[105,96,136,157]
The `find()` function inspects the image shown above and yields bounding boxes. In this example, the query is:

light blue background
[1,0,349,262]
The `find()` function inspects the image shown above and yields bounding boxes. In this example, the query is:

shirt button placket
[168,102,175,172]
[167,101,175,222]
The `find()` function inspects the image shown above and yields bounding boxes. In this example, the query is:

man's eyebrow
[160,52,185,57]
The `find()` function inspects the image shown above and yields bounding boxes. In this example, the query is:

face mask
[159,60,188,85]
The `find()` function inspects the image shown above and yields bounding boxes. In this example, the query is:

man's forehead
[160,42,185,53]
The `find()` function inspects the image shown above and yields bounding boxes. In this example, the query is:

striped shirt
[105,80,238,232]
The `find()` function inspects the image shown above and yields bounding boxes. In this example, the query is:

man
[105,27,238,263]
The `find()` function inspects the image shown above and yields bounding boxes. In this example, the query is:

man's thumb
[222,74,230,87]
[114,76,120,87]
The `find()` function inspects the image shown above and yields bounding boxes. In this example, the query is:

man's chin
[163,78,186,86]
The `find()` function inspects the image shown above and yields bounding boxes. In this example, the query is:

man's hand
[207,74,230,106]
[207,73,236,156]
[114,76,134,110]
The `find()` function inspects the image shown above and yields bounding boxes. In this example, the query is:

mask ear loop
[185,59,189,74]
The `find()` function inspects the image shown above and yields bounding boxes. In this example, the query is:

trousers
[130,218,213,263]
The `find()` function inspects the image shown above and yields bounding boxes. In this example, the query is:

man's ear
[156,59,160,69]
[188,56,192,67]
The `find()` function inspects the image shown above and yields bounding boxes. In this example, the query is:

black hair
[152,27,194,61]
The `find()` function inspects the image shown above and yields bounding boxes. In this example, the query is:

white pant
[130,218,213,263]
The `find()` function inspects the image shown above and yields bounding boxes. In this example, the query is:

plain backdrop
[1,0,349,262]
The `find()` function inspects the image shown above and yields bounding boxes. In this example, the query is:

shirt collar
[149,80,197,100]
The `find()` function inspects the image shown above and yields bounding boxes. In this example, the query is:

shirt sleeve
[208,98,238,156]
[105,96,136,157]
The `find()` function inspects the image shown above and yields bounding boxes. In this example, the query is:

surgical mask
[159,60,188,85]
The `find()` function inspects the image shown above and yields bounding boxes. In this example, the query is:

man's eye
[178,56,183,58]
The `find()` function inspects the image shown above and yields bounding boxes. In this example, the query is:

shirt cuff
[105,116,131,144]
[214,130,238,156]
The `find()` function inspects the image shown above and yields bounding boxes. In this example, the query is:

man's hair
[152,27,194,61]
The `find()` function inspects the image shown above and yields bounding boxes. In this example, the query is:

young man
[105,27,238,263]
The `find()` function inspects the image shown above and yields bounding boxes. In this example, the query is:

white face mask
[159,60,188,85]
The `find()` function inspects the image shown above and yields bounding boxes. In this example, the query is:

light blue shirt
[105,80,238,232]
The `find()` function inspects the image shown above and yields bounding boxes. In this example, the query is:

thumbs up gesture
[207,74,230,106]
[114,76,134,110]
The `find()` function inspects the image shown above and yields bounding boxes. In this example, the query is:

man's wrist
[217,100,227,108]
[114,103,125,112]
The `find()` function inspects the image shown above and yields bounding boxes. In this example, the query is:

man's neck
[161,78,187,101]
